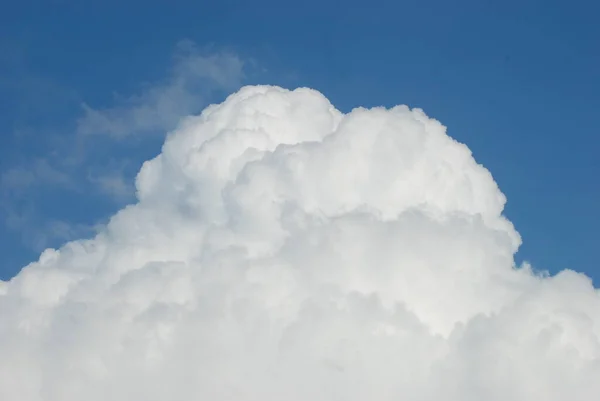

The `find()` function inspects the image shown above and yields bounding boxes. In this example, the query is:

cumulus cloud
[76,40,245,139]
[1,85,599,400]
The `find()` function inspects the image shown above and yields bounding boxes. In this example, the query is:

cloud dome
[1,85,598,401]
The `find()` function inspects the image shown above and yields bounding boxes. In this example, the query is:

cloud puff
[1,85,599,400]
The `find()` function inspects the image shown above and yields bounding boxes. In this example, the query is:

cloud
[88,172,134,203]
[1,85,599,400]
[1,40,247,257]
[86,160,137,204]
[0,158,83,252]
[2,202,98,254]
[76,40,246,139]
[1,158,74,193]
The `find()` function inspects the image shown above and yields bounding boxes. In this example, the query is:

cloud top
[1,85,599,400]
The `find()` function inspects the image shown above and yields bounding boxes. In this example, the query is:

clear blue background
[1,0,598,282]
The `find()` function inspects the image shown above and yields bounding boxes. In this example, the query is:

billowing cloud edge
[1,85,599,401]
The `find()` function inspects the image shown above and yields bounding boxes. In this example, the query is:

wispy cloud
[76,40,246,139]
[5,208,98,253]
[87,160,136,203]
[1,39,250,258]
[1,158,74,193]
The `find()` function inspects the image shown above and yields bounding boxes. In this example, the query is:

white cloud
[1,85,599,400]
[1,41,246,253]
[76,40,245,139]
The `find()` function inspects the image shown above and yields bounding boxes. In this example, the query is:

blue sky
[1,0,598,281]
